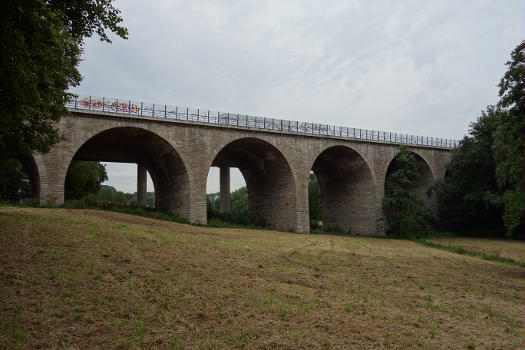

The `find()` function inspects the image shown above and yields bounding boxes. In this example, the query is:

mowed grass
[427,237,525,265]
[0,207,523,349]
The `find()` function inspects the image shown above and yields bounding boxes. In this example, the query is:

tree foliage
[431,108,502,232]
[383,147,431,239]
[308,173,322,223]
[207,186,249,217]
[0,0,127,158]
[65,161,108,200]
[433,41,524,237]
[0,158,33,202]
[491,42,525,235]
[231,186,249,216]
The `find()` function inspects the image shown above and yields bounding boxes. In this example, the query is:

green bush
[383,147,431,239]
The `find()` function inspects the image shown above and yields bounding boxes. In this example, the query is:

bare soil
[0,207,523,349]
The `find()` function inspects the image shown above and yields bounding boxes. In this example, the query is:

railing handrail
[65,95,459,149]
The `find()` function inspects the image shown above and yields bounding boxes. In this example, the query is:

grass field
[0,207,523,349]
[427,237,525,265]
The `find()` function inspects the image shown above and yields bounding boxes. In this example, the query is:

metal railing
[66,95,459,149]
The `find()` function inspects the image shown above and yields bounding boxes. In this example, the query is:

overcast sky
[72,0,524,193]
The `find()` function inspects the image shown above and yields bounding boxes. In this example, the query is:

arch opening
[67,127,190,217]
[310,146,376,235]
[207,138,296,231]
[385,150,435,212]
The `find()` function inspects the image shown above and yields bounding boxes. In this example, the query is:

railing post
[208,110,210,123]
[129,100,131,114]
[264,117,266,129]
[89,96,92,111]
[152,103,155,116]
[237,113,239,126]
[102,97,105,112]
[217,111,220,124]
[141,102,143,116]
[164,105,167,117]
[186,108,189,120]
[197,108,200,121]
[280,119,283,130]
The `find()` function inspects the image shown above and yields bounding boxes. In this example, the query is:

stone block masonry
[30,110,451,235]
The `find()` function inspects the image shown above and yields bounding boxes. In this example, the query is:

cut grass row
[8,201,525,267]
[415,239,525,268]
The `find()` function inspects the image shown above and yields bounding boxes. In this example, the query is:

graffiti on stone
[78,98,139,113]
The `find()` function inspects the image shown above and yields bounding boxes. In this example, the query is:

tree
[491,42,525,235]
[308,173,322,224]
[0,158,32,202]
[383,147,431,239]
[0,0,127,159]
[433,41,524,237]
[231,186,249,216]
[65,161,108,200]
[431,108,502,233]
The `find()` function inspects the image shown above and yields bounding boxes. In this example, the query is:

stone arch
[310,145,376,235]
[384,149,436,213]
[208,137,297,230]
[66,126,190,217]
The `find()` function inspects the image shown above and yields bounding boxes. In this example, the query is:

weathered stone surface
[31,110,451,235]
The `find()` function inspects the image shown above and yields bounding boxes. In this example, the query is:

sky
[71,0,524,194]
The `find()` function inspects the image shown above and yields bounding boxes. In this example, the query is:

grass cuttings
[416,238,525,268]
[0,207,524,349]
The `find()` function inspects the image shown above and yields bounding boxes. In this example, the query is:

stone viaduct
[23,97,454,235]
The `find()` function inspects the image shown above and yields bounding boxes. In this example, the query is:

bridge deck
[66,95,458,149]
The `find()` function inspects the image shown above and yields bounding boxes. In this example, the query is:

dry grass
[0,207,523,349]
[428,237,525,264]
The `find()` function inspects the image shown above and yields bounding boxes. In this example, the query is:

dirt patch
[0,207,523,349]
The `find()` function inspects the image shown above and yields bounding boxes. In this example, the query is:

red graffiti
[78,98,138,113]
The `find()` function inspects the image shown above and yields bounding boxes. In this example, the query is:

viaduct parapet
[26,97,453,235]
